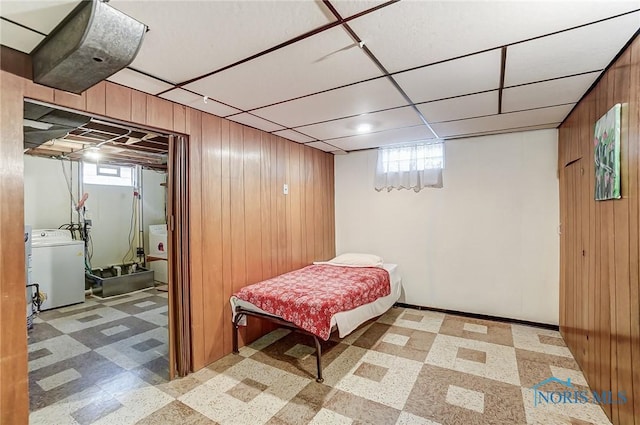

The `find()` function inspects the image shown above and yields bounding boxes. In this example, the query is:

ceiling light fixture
[356,123,372,133]
[84,147,101,160]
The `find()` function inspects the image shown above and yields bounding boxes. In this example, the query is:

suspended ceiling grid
[1,0,639,153]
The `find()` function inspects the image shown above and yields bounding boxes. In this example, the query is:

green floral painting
[594,104,621,201]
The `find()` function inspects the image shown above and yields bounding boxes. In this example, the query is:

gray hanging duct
[31,0,147,94]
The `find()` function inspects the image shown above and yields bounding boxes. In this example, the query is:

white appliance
[31,229,85,310]
[148,224,167,258]
[25,225,33,329]
[148,224,167,284]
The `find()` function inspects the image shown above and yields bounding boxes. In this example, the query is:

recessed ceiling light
[356,123,372,133]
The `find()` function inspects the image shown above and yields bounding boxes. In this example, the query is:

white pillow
[327,253,383,267]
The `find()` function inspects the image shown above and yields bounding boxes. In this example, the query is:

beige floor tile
[378,309,445,333]
[404,364,526,425]
[334,348,423,409]
[426,334,520,385]
[512,325,573,357]
[440,315,514,346]
[30,301,611,425]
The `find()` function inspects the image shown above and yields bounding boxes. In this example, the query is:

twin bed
[230,254,402,382]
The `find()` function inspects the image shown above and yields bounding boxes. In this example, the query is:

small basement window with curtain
[83,163,134,186]
[375,141,444,192]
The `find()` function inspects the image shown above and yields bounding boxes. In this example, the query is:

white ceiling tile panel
[0,1,80,34]
[394,50,502,103]
[296,106,423,140]
[417,91,499,123]
[503,72,600,113]
[431,104,574,138]
[110,0,335,83]
[446,123,560,140]
[505,12,640,86]
[329,125,435,151]
[347,1,640,72]
[272,129,316,143]
[2,1,635,144]
[0,20,44,53]
[227,113,285,133]
[253,77,407,128]
[332,1,389,18]
[184,26,383,110]
[307,141,339,152]
[160,88,241,117]
[107,68,173,95]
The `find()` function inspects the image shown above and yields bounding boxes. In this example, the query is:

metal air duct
[31,0,146,94]
[23,101,92,148]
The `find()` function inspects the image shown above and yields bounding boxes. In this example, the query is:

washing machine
[31,229,85,310]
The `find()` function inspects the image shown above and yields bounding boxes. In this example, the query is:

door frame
[22,98,191,379]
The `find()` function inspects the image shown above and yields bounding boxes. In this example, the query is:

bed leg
[232,314,241,355]
[313,336,324,383]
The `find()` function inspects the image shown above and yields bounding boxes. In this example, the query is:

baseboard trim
[394,302,560,331]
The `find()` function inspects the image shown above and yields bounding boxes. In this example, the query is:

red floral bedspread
[234,265,391,340]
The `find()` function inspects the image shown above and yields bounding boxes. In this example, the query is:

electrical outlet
[283,183,289,195]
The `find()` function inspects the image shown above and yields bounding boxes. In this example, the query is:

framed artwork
[594,103,621,201]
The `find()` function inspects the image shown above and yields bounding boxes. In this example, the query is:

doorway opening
[22,99,190,417]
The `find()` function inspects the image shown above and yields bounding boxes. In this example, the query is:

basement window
[375,141,444,192]
[83,163,134,187]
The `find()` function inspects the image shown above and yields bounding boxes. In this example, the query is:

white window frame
[380,142,445,173]
[83,162,134,187]
[375,141,445,192]
[96,164,121,177]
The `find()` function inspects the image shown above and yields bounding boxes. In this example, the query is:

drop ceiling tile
[431,104,574,138]
[227,113,285,133]
[0,20,44,53]
[184,26,383,110]
[504,12,640,86]
[307,141,338,152]
[296,106,423,141]
[394,50,501,103]
[107,68,174,95]
[332,1,389,18]
[329,125,434,151]
[110,0,334,83]
[347,1,640,72]
[0,1,80,34]
[417,91,499,123]
[272,129,316,143]
[160,88,241,117]
[446,123,560,139]
[503,72,600,113]
[252,77,407,128]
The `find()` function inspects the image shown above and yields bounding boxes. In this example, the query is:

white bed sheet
[230,263,402,338]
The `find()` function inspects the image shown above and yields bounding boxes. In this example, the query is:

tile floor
[29,304,613,425]
[28,288,170,423]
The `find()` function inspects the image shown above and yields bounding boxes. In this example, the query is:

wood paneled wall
[558,35,640,425]
[0,47,335,424]
[187,112,335,366]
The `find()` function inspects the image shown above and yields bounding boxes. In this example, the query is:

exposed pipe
[136,165,145,266]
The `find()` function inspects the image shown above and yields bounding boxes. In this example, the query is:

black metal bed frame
[232,306,326,383]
